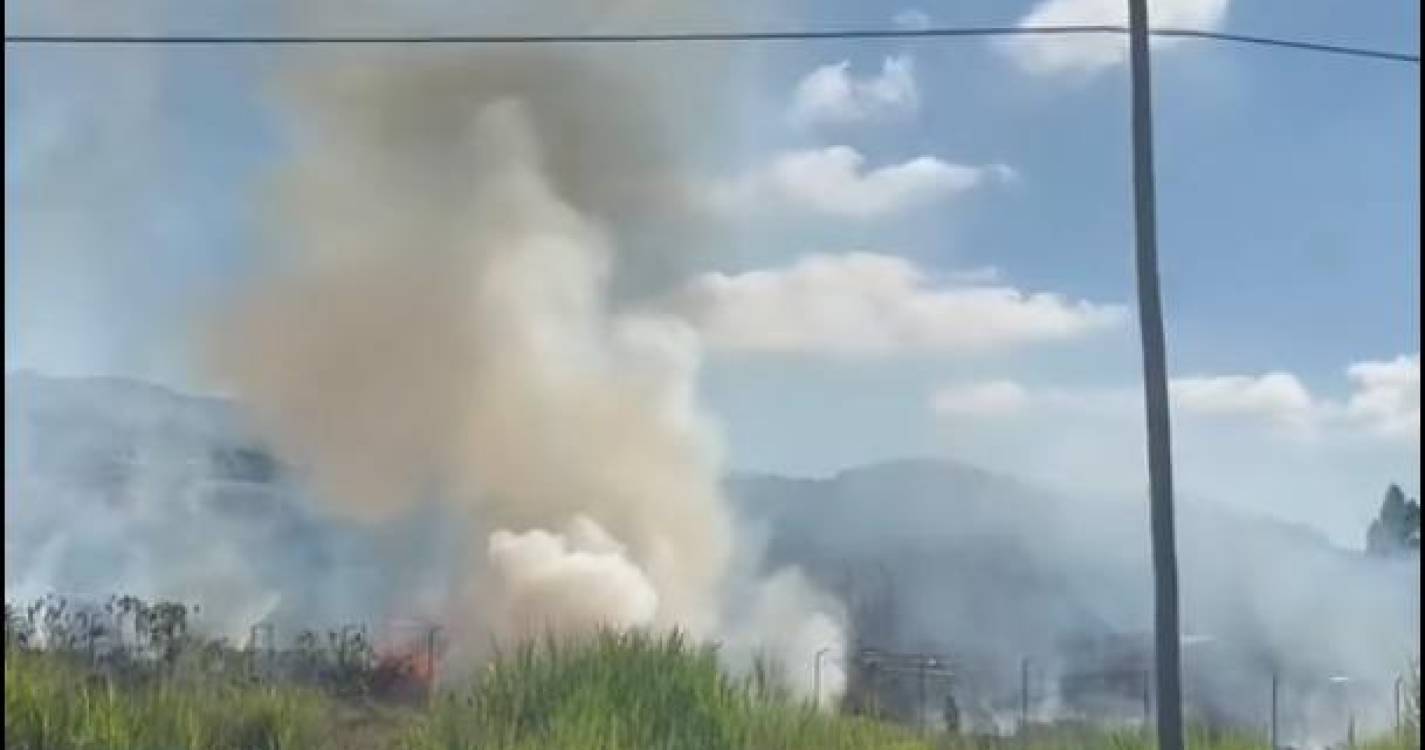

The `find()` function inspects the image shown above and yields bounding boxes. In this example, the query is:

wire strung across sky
[3,25,1420,64]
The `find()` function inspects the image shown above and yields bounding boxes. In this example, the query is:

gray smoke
[736,459,1420,742]
[202,25,843,687]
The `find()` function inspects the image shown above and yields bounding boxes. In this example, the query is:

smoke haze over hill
[6,373,1418,740]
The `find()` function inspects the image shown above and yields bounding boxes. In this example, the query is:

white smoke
[487,517,660,635]
[722,568,849,706]
[205,60,842,685]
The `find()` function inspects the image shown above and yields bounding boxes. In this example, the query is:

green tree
[1367,484,1421,557]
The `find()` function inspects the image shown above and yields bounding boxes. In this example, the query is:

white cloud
[926,368,1418,546]
[1169,372,1318,433]
[787,55,919,128]
[665,253,1126,356]
[892,9,932,31]
[706,146,1011,220]
[1345,354,1420,441]
[926,356,1418,547]
[932,380,1032,417]
[931,353,1420,445]
[1001,0,1231,77]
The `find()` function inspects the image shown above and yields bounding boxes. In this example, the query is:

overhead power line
[1154,28,1419,63]
[3,25,1419,64]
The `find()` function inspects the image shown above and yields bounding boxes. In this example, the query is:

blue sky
[5,0,1419,545]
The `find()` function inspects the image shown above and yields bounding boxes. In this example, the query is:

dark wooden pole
[1126,2,1185,749]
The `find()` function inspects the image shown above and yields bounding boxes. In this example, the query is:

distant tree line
[1366,484,1420,557]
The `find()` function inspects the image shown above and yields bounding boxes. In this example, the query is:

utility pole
[1126,1,1185,749]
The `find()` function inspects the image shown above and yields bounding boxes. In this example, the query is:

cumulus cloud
[928,356,1419,544]
[1170,357,1419,443]
[1345,354,1420,441]
[932,353,1420,444]
[892,9,932,31]
[932,380,1032,417]
[705,147,1013,220]
[663,253,1126,356]
[1001,0,1231,77]
[1170,372,1319,434]
[787,55,919,128]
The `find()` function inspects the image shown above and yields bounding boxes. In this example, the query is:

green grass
[6,632,1419,750]
[5,648,333,750]
[395,629,929,750]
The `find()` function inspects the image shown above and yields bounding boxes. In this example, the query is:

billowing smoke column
[205,52,843,692]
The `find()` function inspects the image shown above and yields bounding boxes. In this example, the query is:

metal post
[1144,668,1153,731]
[814,652,821,709]
[426,625,441,707]
[1021,657,1031,737]
[1344,675,1356,750]
[249,624,259,679]
[1396,674,1404,738]
[868,659,880,718]
[1331,676,1353,749]
[919,659,929,735]
[1270,670,1279,750]
[1126,2,1185,749]
[815,648,831,710]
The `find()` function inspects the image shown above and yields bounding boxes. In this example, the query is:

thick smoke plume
[205,47,841,681]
